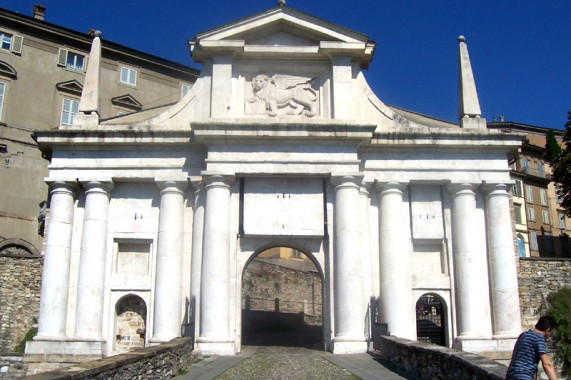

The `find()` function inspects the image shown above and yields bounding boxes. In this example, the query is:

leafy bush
[14,326,37,353]
[547,287,571,378]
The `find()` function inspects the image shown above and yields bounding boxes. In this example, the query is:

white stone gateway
[27,4,524,367]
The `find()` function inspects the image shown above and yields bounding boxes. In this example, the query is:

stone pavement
[175,346,417,380]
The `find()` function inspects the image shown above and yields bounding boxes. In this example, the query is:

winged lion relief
[246,74,319,117]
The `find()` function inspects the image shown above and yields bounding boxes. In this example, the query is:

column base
[453,337,517,363]
[332,338,368,354]
[24,340,104,375]
[196,337,236,356]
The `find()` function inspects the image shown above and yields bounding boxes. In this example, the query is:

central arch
[241,246,324,349]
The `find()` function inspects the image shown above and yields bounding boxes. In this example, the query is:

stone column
[36,181,76,340]
[359,182,373,304]
[190,178,205,335]
[483,183,522,338]
[377,182,414,339]
[198,174,234,354]
[74,180,113,341]
[151,180,187,342]
[448,183,490,339]
[331,175,366,353]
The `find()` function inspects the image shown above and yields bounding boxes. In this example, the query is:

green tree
[552,111,571,217]
[547,287,571,378]
[545,129,562,163]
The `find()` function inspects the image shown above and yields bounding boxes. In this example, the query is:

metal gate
[415,294,445,346]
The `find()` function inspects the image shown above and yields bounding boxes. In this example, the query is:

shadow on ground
[242,310,323,350]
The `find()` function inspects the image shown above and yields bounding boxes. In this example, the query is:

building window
[525,185,534,203]
[0,32,22,54]
[530,231,538,251]
[513,180,523,197]
[516,235,525,257]
[0,32,11,50]
[66,51,85,71]
[515,204,523,225]
[542,210,550,224]
[522,159,529,173]
[528,207,536,222]
[540,189,547,206]
[556,187,563,204]
[0,81,5,121]
[537,163,545,178]
[559,212,567,229]
[57,49,86,71]
[181,83,192,98]
[120,67,137,86]
[60,98,79,125]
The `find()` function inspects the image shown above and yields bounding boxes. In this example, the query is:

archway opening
[241,246,323,349]
[415,293,446,346]
[115,295,147,353]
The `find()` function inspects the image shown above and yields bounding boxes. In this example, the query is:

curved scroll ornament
[247,74,319,117]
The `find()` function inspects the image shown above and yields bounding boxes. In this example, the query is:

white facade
[28,5,524,360]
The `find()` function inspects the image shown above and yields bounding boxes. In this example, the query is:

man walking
[506,316,558,380]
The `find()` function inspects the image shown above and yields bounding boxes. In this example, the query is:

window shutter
[57,48,68,66]
[10,35,23,54]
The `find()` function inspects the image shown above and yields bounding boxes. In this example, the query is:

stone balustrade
[22,338,192,380]
[377,335,507,380]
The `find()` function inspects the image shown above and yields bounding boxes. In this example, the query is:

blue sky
[5,1,570,129]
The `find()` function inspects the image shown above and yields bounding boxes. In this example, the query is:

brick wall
[0,254,42,352]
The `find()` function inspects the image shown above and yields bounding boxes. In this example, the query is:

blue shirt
[506,330,547,380]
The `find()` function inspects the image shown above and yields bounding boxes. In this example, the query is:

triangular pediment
[195,7,368,43]
[190,6,375,66]
[111,94,142,110]
[56,80,83,96]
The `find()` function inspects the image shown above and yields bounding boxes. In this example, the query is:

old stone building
[24,4,528,373]
[0,5,198,353]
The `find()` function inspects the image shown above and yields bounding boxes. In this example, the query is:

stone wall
[518,257,571,329]
[242,259,322,317]
[0,254,42,352]
[0,355,27,380]
[22,338,192,380]
[377,335,507,380]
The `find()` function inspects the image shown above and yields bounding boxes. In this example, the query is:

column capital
[45,179,78,194]
[189,176,203,191]
[447,182,476,195]
[201,172,235,188]
[79,179,114,192]
[331,173,363,188]
[155,178,189,193]
[481,182,510,196]
[375,181,407,194]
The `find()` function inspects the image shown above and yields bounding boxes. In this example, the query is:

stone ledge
[377,335,507,380]
[22,338,192,380]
